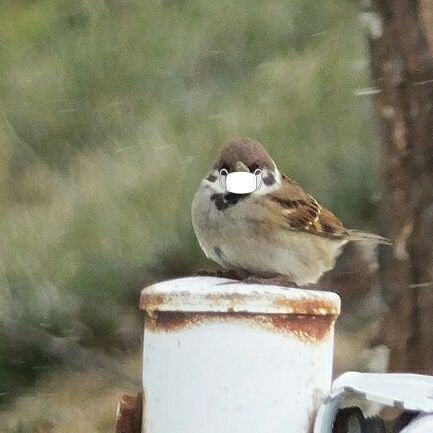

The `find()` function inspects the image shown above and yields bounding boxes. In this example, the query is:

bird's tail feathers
[348,230,391,245]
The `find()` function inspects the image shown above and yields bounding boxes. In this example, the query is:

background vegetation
[0,0,378,431]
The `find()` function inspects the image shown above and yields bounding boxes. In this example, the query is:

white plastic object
[314,372,433,433]
[401,414,433,433]
[141,276,340,433]
[219,168,262,193]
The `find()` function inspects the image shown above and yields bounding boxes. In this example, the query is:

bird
[191,137,389,286]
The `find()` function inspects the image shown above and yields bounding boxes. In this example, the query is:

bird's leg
[242,274,299,288]
[195,270,299,287]
[196,269,220,277]
[215,269,244,280]
[195,269,243,280]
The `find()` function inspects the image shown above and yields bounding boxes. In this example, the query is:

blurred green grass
[0,0,377,404]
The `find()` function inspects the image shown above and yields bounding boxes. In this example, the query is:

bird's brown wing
[262,174,350,239]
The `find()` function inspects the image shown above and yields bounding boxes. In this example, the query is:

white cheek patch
[253,168,282,196]
[219,169,262,194]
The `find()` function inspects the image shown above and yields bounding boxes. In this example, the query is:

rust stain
[264,314,335,342]
[140,291,339,316]
[203,292,251,304]
[115,392,142,433]
[145,311,337,343]
[270,295,339,315]
[145,312,203,332]
[141,293,167,312]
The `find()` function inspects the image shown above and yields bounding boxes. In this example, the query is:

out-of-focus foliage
[0,0,376,406]
[1,354,142,433]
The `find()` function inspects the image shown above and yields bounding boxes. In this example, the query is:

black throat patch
[211,192,250,211]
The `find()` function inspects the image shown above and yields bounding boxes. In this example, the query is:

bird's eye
[248,162,260,172]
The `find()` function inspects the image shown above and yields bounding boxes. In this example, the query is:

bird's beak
[234,161,249,172]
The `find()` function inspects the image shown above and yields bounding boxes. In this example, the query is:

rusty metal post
[115,393,143,433]
[140,277,340,433]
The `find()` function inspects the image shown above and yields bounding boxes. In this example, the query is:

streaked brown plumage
[192,138,389,285]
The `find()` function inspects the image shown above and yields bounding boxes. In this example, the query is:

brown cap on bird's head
[215,138,276,172]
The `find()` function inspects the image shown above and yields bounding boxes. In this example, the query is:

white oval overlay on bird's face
[220,169,262,194]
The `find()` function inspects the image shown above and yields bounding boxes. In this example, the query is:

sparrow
[191,138,389,286]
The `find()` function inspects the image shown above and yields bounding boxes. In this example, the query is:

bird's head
[204,138,281,195]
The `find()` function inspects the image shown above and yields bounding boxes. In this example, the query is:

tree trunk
[364,0,433,372]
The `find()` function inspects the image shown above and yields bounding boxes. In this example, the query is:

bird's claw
[242,275,299,288]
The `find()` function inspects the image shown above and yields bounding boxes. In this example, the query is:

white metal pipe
[141,276,340,433]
